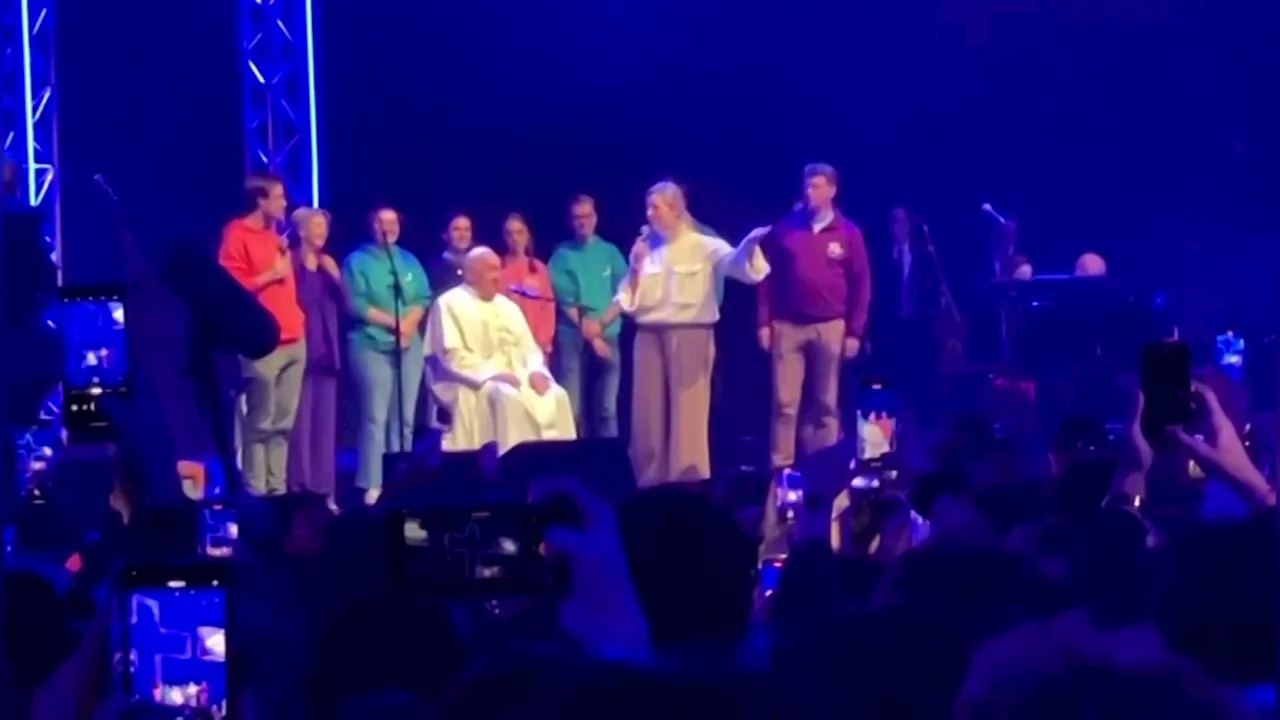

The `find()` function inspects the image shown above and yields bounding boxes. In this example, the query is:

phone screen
[112,566,228,717]
[1139,340,1192,433]
[61,286,128,436]
[201,505,237,559]
[1215,331,1244,376]
[398,505,563,597]
[855,381,899,462]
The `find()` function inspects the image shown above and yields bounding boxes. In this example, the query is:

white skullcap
[463,246,498,266]
[1074,252,1107,277]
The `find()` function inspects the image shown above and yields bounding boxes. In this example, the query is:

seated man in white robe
[425,246,576,454]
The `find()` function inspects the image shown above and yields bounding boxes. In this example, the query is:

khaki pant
[239,341,306,495]
[769,318,845,469]
[630,325,715,486]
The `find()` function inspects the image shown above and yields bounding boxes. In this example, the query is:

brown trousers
[630,325,716,487]
[769,318,845,469]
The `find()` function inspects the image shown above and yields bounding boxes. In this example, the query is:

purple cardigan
[294,254,343,372]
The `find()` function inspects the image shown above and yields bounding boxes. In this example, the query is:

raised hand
[1171,381,1273,504]
[1128,390,1154,474]
[742,225,772,244]
[530,476,650,659]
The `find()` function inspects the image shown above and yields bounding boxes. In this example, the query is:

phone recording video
[61,286,128,439]
[201,505,237,559]
[855,381,899,464]
[112,564,228,719]
[1139,340,1192,436]
[397,505,564,597]
[1215,330,1244,377]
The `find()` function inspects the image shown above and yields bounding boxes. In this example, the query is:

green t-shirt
[547,236,629,339]
[341,242,432,351]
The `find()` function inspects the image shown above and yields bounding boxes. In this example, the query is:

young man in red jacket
[217,175,306,496]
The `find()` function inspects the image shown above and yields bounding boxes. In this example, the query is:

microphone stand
[384,236,408,452]
[920,224,966,370]
[920,224,962,327]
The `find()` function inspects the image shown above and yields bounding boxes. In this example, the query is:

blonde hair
[645,180,693,231]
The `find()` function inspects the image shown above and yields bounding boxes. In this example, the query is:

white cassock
[425,285,576,454]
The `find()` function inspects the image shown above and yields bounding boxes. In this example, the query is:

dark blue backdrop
[51,0,1278,460]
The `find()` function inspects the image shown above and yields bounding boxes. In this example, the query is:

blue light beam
[303,0,319,206]
[19,0,36,206]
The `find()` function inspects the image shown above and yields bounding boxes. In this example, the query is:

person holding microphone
[615,180,771,487]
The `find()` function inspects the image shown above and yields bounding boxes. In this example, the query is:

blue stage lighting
[242,0,320,207]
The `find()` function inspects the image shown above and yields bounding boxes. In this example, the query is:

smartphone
[396,505,565,597]
[1139,340,1192,434]
[61,285,128,439]
[855,381,899,463]
[200,505,237,559]
[111,563,228,718]
[1215,330,1245,376]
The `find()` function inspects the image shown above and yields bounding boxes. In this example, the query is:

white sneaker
[363,487,382,506]
[326,496,340,514]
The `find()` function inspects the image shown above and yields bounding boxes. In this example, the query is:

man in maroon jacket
[757,163,872,473]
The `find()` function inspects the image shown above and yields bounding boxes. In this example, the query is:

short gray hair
[290,206,331,233]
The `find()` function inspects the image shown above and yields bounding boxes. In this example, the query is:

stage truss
[2,0,61,480]
[241,0,320,206]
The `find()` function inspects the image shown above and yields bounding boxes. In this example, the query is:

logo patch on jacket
[826,241,845,259]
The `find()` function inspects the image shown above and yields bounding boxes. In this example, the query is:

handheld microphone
[980,203,1008,225]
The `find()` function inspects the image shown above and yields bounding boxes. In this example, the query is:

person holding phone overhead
[616,180,771,486]
[286,207,343,511]
[498,213,555,359]
[342,207,432,506]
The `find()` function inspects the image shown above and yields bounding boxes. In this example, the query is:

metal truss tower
[2,0,61,480]
[241,0,320,206]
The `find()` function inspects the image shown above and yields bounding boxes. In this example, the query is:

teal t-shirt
[342,241,432,351]
[547,236,629,339]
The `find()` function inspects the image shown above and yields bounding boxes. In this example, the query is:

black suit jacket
[872,241,941,334]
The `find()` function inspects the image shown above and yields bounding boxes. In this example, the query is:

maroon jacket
[756,211,872,337]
